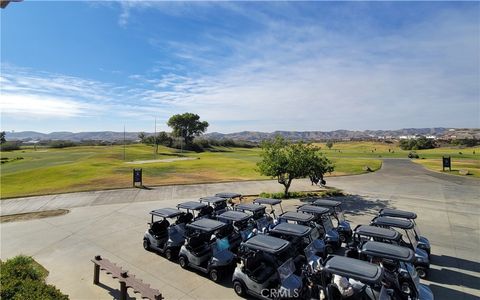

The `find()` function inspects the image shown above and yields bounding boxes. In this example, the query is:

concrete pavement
[1,159,479,299]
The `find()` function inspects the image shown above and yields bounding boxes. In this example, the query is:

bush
[0,142,21,151]
[49,141,76,148]
[400,136,436,150]
[0,255,68,300]
[408,151,419,159]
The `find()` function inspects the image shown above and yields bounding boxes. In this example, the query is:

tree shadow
[95,282,136,300]
[304,195,390,217]
[428,284,479,300]
[431,254,480,274]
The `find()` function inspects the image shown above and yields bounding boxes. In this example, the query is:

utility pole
[154,118,157,159]
[123,124,126,161]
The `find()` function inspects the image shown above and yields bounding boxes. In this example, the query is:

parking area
[1,159,479,299]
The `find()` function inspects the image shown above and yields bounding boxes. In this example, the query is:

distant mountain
[4,127,476,142]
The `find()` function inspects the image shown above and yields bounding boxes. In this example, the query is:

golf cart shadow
[324,195,390,216]
[95,282,135,300]
[431,253,480,274]
[427,267,479,290]
[428,284,479,300]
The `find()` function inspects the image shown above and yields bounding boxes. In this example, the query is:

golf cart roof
[215,192,241,199]
[297,204,330,215]
[186,218,226,232]
[379,208,417,220]
[270,223,311,237]
[354,225,401,241]
[371,216,414,229]
[199,196,227,204]
[313,199,342,207]
[324,256,383,284]
[217,210,251,222]
[177,201,207,211]
[280,211,314,222]
[235,203,266,213]
[361,241,415,262]
[150,208,184,218]
[253,198,282,205]
[243,235,290,254]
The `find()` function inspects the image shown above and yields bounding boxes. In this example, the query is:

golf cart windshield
[168,225,186,243]
[322,216,334,232]
[278,258,296,281]
[404,262,421,292]
[310,227,320,240]
[412,220,421,239]
[335,207,345,222]
[405,229,418,248]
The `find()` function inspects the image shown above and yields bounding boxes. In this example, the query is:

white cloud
[1,93,89,117]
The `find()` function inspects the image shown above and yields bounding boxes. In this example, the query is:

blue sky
[1,1,479,133]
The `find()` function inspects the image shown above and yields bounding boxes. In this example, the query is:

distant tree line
[399,136,436,150]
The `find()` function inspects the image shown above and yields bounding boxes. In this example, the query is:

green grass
[1,142,478,198]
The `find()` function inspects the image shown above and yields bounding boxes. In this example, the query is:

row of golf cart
[143,194,434,299]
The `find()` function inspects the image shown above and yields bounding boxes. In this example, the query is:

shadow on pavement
[331,195,391,217]
[431,254,480,273]
[428,284,479,300]
[428,267,479,290]
[95,282,136,300]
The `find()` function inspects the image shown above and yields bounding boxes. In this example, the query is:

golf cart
[199,196,229,216]
[235,203,273,233]
[253,198,284,219]
[346,225,403,255]
[378,208,431,256]
[319,255,390,300]
[370,217,430,279]
[269,222,326,260]
[232,235,306,299]
[215,192,242,206]
[312,199,352,243]
[178,218,236,282]
[143,208,187,260]
[217,210,255,249]
[297,205,341,252]
[359,241,434,300]
[177,201,210,220]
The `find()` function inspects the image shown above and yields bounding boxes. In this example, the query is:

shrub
[0,255,68,300]
[0,142,21,151]
[49,141,76,148]
[400,136,436,150]
[408,151,419,159]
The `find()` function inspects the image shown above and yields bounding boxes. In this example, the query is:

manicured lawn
[1,142,477,198]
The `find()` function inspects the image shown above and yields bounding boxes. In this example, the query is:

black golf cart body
[178,218,236,282]
[143,208,188,260]
[360,241,434,300]
[321,255,389,300]
[253,198,284,219]
[177,201,210,220]
[217,210,255,248]
[370,217,430,279]
[378,208,431,256]
[269,222,326,260]
[235,203,273,233]
[199,196,229,216]
[296,205,341,251]
[311,199,352,243]
[232,235,305,299]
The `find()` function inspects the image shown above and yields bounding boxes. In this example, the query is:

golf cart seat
[244,253,275,283]
[176,213,191,225]
[150,220,170,239]
[188,235,211,257]
[326,283,343,300]
[198,206,214,218]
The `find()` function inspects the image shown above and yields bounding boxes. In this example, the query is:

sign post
[133,168,142,187]
[442,156,451,171]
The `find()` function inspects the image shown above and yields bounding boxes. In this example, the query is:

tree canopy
[399,136,436,150]
[167,113,209,146]
[257,136,334,196]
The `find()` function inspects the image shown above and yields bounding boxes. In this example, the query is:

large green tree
[0,131,6,144]
[167,113,209,146]
[257,136,334,196]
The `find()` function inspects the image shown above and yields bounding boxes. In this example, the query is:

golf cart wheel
[209,268,221,282]
[339,234,346,243]
[143,239,151,251]
[233,280,246,297]
[326,245,334,254]
[416,267,427,279]
[178,256,188,269]
[165,249,173,261]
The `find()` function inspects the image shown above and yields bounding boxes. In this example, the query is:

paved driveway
[1,159,479,299]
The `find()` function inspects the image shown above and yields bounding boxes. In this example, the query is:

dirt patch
[0,209,70,223]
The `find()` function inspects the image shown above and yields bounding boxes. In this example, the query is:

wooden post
[120,281,127,300]
[93,263,100,285]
